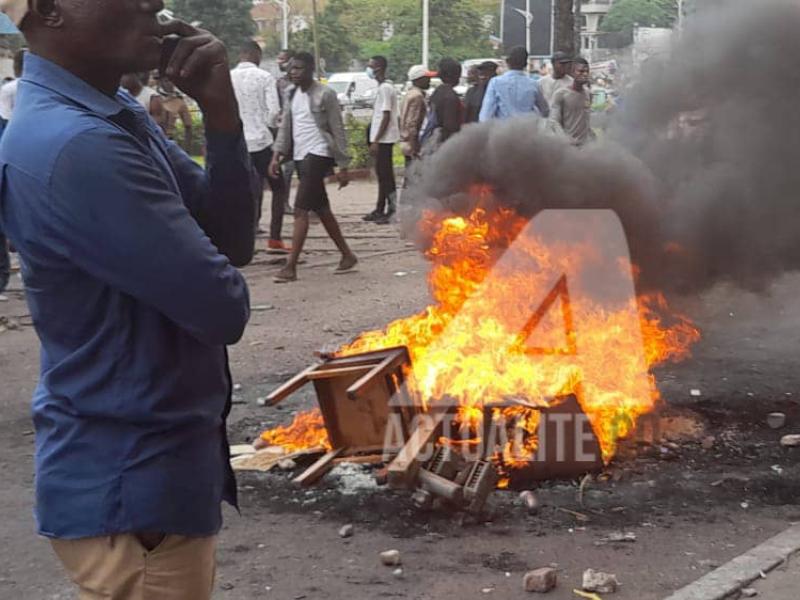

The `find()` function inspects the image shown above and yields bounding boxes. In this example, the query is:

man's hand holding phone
[157,20,239,134]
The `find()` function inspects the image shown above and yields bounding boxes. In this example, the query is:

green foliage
[167,0,256,57]
[175,109,206,156]
[603,0,678,37]
[292,0,497,80]
[345,115,371,169]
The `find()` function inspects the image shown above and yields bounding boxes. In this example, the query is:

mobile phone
[159,35,180,78]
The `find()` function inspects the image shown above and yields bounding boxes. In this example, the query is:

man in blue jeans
[0,0,257,597]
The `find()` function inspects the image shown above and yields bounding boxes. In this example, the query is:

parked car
[327,72,379,109]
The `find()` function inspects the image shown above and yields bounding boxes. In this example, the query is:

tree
[167,0,256,57]
[298,0,496,79]
[554,0,578,56]
[603,0,678,37]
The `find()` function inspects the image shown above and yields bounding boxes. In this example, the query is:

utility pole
[677,0,684,34]
[281,0,289,48]
[526,0,531,54]
[311,0,321,78]
[422,0,430,69]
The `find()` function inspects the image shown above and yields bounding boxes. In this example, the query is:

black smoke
[402,0,800,295]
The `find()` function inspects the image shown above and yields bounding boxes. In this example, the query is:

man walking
[399,65,429,172]
[0,2,257,598]
[231,40,290,252]
[479,46,548,122]
[363,55,400,224]
[549,58,594,146]
[270,52,357,283]
[538,51,574,107]
[464,61,498,123]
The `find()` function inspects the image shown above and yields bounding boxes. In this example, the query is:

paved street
[1,180,799,599]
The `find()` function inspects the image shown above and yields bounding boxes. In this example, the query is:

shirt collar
[22,52,130,119]
[235,62,259,70]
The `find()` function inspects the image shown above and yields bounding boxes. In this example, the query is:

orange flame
[262,204,700,465]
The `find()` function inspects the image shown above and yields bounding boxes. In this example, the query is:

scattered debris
[229,444,257,458]
[519,491,540,515]
[392,568,404,578]
[219,582,235,591]
[557,507,590,522]
[0,294,7,302]
[701,436,716,450]
[741,588,758,598]
[338,524,354,539]
[394,271,409,277]
[332,463,381,496]
[277,458,297,471]
[698,559,721,569]
[780,434,800,448]
[767,413,786,429]
[582,569,619,594]
[523,568,557,593]
[251,304,276,312]
[690,389,702,397]
[594,531,637,545]
[771,465,784,476]
[233,383,243,392]
[380,550,402,566]
[573,591,603,600]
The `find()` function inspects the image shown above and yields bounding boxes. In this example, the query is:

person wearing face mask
[363,55,400,225]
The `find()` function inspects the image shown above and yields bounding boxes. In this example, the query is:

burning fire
[261,202,700,466]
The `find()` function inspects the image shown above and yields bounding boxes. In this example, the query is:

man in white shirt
[120,72,166,130]
[0,50,23,123]
[538,51,574,107]
[270,52,357,283]
[231,41,289,252]
[363,55,400,225]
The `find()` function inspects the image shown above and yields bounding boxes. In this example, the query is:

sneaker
[363,210,384,222]
[267,240,292,255]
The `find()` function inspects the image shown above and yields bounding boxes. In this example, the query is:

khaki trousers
[50,534,216,600]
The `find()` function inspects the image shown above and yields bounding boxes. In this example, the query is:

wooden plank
[387,410,449,490]
[333,454,385,465]
[306,365,374,380]
[292,448,346,487]
[265,365,317,406]
[347,347,411,400]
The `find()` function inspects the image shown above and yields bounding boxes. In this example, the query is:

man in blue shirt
[479,46,549,122]
[0,1,257,597]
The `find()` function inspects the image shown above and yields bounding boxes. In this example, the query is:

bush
[345,114,371,170]
[174,108,206,157]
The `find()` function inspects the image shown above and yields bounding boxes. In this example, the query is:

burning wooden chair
[265,347,422,486]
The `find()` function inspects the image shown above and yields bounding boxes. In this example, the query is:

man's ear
[28,0,63,27]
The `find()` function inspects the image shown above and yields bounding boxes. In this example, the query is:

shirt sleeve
[163,128,259,268]
[534,81,550,118]
[479,78,497,122]
[548,90,565,134]
[264,73,281,130]
[48,126,251,346]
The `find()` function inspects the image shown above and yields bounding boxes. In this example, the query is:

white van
[326,72,379,109]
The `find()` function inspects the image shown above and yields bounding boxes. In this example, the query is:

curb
[663,523,800,600]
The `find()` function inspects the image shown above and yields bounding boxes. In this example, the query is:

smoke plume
[403,0,800,295]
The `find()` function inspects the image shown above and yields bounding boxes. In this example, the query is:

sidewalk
[746,550,799,599]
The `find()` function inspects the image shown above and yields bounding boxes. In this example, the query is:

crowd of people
[0,0,601,593]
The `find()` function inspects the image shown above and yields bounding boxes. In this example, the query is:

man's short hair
[552,51,573,64]
[438,57,461,82]
[293,51,316,70]
[507,46,529,70]
[573,56,590,67]
[241,41,262,58]
[478,61,498,73]
[370,55,388,70]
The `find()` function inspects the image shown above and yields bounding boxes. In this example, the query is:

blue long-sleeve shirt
[479,69,549,122]
[0,53,258,539]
